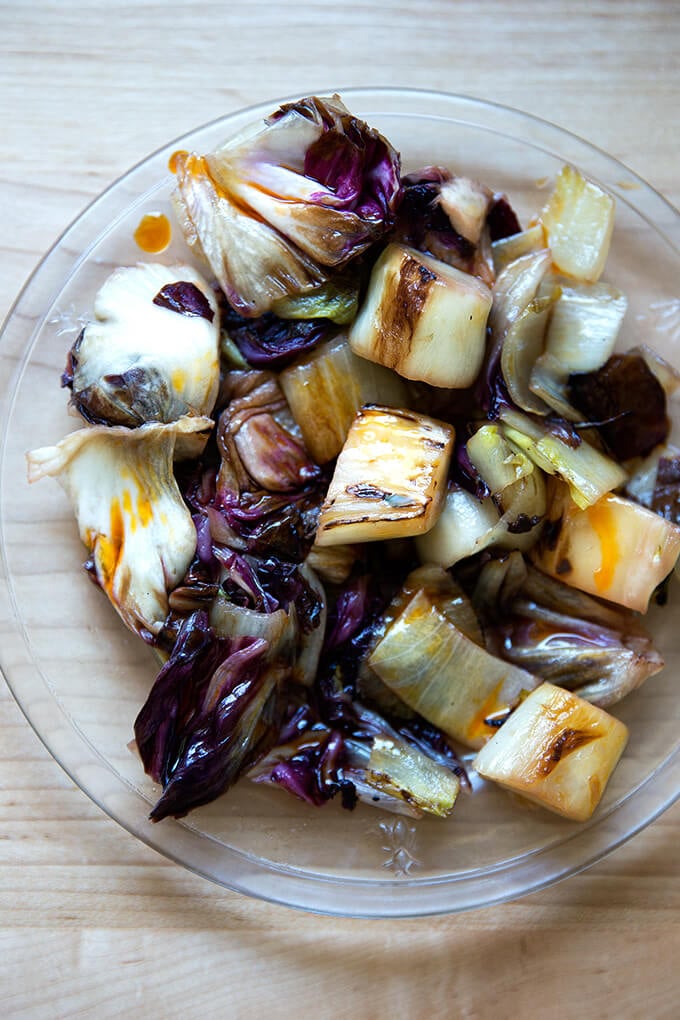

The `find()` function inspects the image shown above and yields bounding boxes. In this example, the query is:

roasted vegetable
[531,478,680,612]
[568,352,670,460]
[63,263,221,427]
[27,416,212,639]
[250,701,463,819]
[369,586,540,749]
[499,406,628,510]
[172,94,401,316]
[473,682,628,821]
[279,333,408,463]
[540,165,615,282]
[316,405,454,545]
[135,611,288,820]
[530,280,627,421]
[349,243,492,387]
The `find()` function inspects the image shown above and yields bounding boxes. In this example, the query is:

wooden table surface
[1,2,679,1016]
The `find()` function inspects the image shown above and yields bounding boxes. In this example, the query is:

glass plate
[1,88,679,917]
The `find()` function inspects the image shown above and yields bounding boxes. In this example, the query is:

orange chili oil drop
[134,212,172,253]
[586,495,619,594]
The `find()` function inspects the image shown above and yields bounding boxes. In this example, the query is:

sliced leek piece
[305,541,359,584]
[466,424,547,551]
[348,243,492,388]
[473,682,628,821]
[279,333,408,463]
[315,405,454,546]
[540,165,615,283]
[499,406,628,509]
[369,588,539,749]
[415,483,500,568]
[390,564,484,646]
[530,479,680,612]
[467,424,536,494]
[491,223,546,275]
[366,734,460,818]
[543,281,627,373]
[489,249,552,351]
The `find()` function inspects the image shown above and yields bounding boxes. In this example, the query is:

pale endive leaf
[27,416,213,638]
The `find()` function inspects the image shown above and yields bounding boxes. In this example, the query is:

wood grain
[1,2,680,1017]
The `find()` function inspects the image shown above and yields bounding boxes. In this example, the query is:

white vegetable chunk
[348,243,492,388]
[540,166,615,283]
[416,483,500,567]
[27,416,213,639]
[69,263,221,426]
[473,682,629,821]
[315,405,454,546]
[530,480,680,613]
[369,588,539,749]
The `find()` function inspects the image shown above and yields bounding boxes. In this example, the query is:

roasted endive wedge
[348,243,492,388]
[530,478,680,612]
[26,416,213,638]
[315,405,454,545]
[368,587,539,749]
[279,333,408,463]
[473,682,628,821]
[540,165,615,283]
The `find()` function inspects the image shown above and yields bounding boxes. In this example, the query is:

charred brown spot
[536,727,598,776]
[555,557,572,575]
[373,255,438,368]
[542,515,563,551]
[507,513,543,535]
[346,484,389,500]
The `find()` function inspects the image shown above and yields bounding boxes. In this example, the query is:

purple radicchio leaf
[651,456,680,524]
[173,95,402,318]
[486,194,522,242]
[134,610,288,821]
[391,167,475,269]
[153,281,215,321]
[223,307,331,369]
[251,704,352,808]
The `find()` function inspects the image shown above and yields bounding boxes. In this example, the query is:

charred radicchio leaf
[134,610,288,821]
[153,281,215,321]
[172,94,402,317]
[486,195,522,242]
[216,369,321,494]
[569,353,669,460]
[391,167,475,270]
[222,306,331,369]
